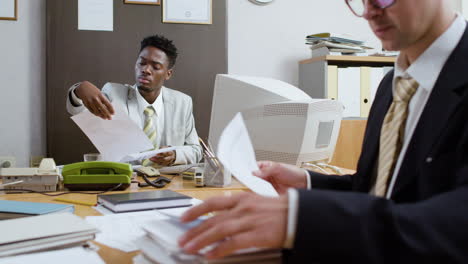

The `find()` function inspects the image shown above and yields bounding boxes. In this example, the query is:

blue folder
[0,200,74,219]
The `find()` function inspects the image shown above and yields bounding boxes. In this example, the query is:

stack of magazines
[133,215,281,264]
[306,32,372,57]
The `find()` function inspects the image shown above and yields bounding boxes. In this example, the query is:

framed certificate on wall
[162,0,212,25]
[0,0,17,21]
[124,0,160,5]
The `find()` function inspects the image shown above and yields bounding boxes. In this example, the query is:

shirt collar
[134,85,164,117]
[394,14,466,92]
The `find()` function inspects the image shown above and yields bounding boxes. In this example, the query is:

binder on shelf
[327,65,338,100]
[370,67,385,102]
[338,67,361,118]
[360,67,371,118]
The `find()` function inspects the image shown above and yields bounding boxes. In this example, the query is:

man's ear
[165,68,173,81]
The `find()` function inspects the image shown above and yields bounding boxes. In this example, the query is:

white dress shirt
[284,14,466,249]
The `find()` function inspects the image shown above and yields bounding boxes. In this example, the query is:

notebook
[97,190,192,213]
[0,200,75,220]
[0,213,98,257]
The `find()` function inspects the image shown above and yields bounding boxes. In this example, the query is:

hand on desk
[75,81,115,120]
[150,146,176,166]
[254,161,308,194]
[179,192,288,259]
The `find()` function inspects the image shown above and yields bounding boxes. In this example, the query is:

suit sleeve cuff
[69,83,83,106]
[284,188,299,249]
[173,149,184,165]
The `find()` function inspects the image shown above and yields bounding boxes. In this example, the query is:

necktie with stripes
[373,77,419,197]
[143,106,157,166]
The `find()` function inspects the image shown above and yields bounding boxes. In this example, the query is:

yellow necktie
[373,77,419,197]
[143,106,157,166]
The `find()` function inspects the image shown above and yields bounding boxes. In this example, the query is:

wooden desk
[0,167,354,264]
[0,176,248,264]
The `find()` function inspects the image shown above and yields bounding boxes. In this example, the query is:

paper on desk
[87,199,202,252]
[0,246,105,264]
[120,146,178,163]
[217,113,278,197]
[71,108,154,162]
[86,210,164,252]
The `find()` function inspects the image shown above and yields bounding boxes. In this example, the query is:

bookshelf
[298,55,395,99]
[298,56,395,170]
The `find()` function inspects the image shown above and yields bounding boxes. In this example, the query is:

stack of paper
[134,216,281,264]
[305,32,372,56]
[0,213,98,257]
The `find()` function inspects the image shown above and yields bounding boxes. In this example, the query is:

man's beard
[137,85,154,93]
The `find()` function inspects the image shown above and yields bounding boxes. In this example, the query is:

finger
[179,213,225,247]
[149,157,163,163]
[96,98,112,120]
[204,231,258,259]
[101,96,115,115]
[257,161,274,170]
[180,194,244,223]
[253,163,276,180]
[84,101,102,118]
[181,214,252,254]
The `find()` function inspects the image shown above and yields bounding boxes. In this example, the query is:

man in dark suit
[178,0,468,263]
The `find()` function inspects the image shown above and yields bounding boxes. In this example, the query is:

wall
[0,0,46,167]
[227,0,380,86]
[227,0,463,86]
[463,0,468,19]
[47,0,227,164]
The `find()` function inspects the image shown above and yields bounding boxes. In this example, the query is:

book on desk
[97,190,192,213]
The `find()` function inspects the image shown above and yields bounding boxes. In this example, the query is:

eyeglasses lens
[347,0,395,16]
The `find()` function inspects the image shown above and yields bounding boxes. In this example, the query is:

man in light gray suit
[66,35,202,166]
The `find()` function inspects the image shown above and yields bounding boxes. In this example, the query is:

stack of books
[306,32,372,57]
[133,216,281,264]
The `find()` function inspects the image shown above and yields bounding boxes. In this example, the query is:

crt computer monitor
[208,74,344,166]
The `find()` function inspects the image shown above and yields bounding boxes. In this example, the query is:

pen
[53,198,96,206]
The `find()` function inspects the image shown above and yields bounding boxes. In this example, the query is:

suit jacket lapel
[126,85,140,126]
[161,87,175,141]
[391,26,468,197]
[355,72,394,191]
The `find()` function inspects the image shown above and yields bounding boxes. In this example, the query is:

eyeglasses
[345,0,396,17]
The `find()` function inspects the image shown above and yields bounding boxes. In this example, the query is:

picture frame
[162,0,212,25]
[124,0,160,6]
[0,0,17,21]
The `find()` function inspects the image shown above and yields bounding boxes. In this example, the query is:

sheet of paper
[0,247,105,264]
[120,147,178,163]
[217,113,278,197]
[86,202,201,252]
[86,211,164,252]
[71,108,154,162]
[78,0,113,31]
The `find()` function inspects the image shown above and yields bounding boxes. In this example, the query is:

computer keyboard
[158,163,204,175]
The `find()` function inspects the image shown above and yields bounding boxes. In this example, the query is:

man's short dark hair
[140,35,178,69]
